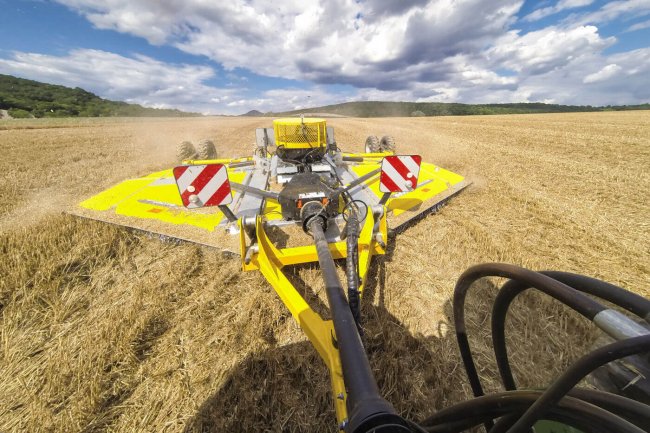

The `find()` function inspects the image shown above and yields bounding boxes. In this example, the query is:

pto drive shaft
[308,218,411,433]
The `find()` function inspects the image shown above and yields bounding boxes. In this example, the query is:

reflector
[173,164,232,208]
[379,155,422,193]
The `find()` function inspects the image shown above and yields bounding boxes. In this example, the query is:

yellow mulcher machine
[73,118,650,433]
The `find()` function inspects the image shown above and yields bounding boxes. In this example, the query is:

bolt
[337,393,345,400]
[338,419,348,430]
[187,185,196,192]
[189,194,199,203]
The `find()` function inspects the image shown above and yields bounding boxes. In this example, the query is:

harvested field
[1,112,649,432]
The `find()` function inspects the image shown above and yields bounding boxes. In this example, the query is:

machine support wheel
[176,140,197,162]
[196,139,217,160]
[364,135,380,153]
[380,135,396,152]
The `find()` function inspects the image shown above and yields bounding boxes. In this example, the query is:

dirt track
[1,112,649,432]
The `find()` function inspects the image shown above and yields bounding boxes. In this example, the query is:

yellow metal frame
[181,156,253,165]
[238,212,387,424]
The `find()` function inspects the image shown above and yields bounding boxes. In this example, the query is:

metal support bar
[378,192,391,205]
[218,205,237,222]
[227,160,255,169]
[337,168,381,195]
[230,181,280,200]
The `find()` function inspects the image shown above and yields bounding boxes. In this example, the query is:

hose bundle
[414,264,650,433]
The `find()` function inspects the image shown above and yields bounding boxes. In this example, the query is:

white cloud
[0,49,238,114]
[0,48,361,113]
[583,64,622,83]
[55,0,525,89]
[565,0,650,26]
[524,0,594,22]
[1,0,647,112]
[509,48,650,105]
[626,18,650,32]
[487,25,614,75]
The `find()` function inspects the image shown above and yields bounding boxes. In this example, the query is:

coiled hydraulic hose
[491,272,650,391]
[444,263,650,433]
[542,271,650,322]
[453,264,607,398]
[346,210,361,327]
[488,334,650,433]
[420,389,645,433]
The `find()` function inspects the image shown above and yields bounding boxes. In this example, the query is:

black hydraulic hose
[308,219,408,433]
[488,334,650,433]
[569,388,650,431]
[453,264,607,432]
[420,390,641,433]
[346,211,361,327]
[453,264,606,398]
[542,271,650,322]
[420,389,650,430]
[492,272,650,390]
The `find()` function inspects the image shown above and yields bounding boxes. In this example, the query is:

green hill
[0,74,201,118]
[272,100,650,117]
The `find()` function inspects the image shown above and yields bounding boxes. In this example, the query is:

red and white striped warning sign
[379,155,422,193]
[173,164,232,208]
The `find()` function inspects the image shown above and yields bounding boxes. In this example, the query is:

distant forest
[272,100,650,118]
[0,74,200,118]
[2,73,648,119]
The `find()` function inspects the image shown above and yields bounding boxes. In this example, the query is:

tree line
[0,74,201,118]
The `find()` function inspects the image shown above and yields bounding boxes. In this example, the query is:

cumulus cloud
[509,48,650,105]
[1,0,646,112]
[56,0,524,90]
[583,64,622,83]
[0,48,360,114]
[0,49,237,113]
[487,25,614,75]
[523,0,594,22]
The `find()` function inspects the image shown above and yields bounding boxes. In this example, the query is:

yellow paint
[79,178,153,211]
[236,211,388,423]
[262,199,283,221]
[79,168,232,231]
[181,157,253,165]
[251,216,348,423]
[348,161,465,216]
[77,155,465,242]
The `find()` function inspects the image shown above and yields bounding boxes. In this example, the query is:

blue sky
[0,0,649,114]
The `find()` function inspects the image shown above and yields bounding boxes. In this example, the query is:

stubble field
[1,112,649,432]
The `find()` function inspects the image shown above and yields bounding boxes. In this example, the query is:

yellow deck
[71,156,468,248]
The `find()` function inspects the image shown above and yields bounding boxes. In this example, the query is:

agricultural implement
[73,118,650,432]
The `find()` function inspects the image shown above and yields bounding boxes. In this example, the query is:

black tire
[380,135,396,152]
[176,140,197,162]
[196,139,217,160]
[364,135,380,153]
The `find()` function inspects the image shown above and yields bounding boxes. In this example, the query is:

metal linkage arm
[229,181,280,200]
[337,168,381,196]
